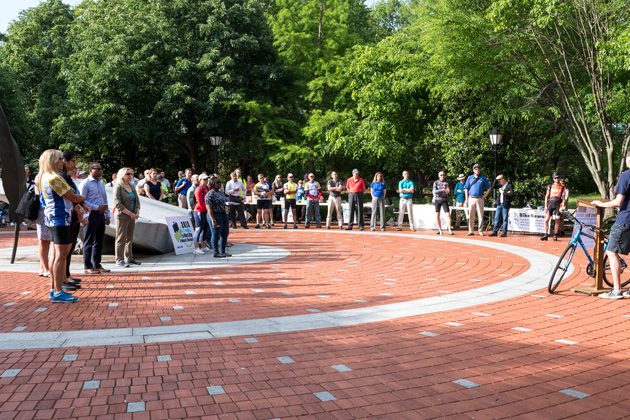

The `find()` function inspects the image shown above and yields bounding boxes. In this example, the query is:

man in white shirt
[226,171,249,229]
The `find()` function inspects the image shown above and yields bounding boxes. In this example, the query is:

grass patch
[568,194,601,209]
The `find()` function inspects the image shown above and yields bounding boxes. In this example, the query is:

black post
[493,144,498,206]
[10,215,21,264]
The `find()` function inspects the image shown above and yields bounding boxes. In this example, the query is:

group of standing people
[34,149,142,303]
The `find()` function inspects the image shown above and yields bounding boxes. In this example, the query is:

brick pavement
[0,228,629,418]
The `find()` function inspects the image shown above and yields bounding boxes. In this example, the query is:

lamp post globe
[489,129,502,205]
[210,135,222,174]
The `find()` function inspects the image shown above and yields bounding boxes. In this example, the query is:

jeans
[83,212,106,269]
[493,204,509,234]
[305,198,321,226]
[370,196,385,229]
[348,192,364,227]
[208,213,229,255]
[228,197,248,228]
[193,211,208,245]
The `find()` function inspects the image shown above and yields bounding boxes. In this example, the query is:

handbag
[16,186,40,220]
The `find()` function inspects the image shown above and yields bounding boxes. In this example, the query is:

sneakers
[600,289,624,299]
[489,232,498,237]
[127,259,141,265]
[500,233,507,237]
[466,232,474,236]
[116,260,129,268]
[478,231,484,236]
[623,290,630,298]
[437,230,442,235]
[193,249,205,255]
[553,235,558,241]
[62,282,78,291]
[213,253,226,258]
[84,268,100,274]
[96,266,111,273]
[448,231,454,235]
[221,252,232,257]
[52,291,79,303]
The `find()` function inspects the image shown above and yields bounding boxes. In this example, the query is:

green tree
[57,0,282,175]
[418,0,630,198]
[0,0,73,158]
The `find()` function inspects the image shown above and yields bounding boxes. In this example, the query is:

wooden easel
[574,200,607,295]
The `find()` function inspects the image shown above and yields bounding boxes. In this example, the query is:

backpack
[16,184,40,220]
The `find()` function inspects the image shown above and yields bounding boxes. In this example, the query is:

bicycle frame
[569,223,608,271]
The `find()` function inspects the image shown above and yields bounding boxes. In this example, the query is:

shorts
[608,222,630,255]
[284,199,297,210]
[434,200,449,213]
[36,223,51,241]
[49,225,72,245]
[257,200,272,210]
[547,199,562,216]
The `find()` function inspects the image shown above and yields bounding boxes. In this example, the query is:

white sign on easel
[572,206,597,248]
[165,216,195,255]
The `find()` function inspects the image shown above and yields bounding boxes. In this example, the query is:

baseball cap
[495,174,504,180]
[287,173,294,178]
[308,173,314,177]
[352,168,359,174]
[473,164,480,169]
[457,174,465,180]
[199,174,209,180]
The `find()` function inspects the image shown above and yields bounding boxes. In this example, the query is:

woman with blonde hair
[369,172,387,231]
[38,149,85,302]
[113,167,141,267]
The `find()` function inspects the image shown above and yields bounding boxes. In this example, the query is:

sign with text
[572,206,597,249]
[165,216,195,255]
[508,208,547,233]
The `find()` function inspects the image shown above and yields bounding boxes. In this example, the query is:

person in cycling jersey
[541,173,566,241]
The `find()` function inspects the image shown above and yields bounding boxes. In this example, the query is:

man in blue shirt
[464,164,491,236]
[174,168,192,209]
[79,162,111,274]
[593,151,630,299]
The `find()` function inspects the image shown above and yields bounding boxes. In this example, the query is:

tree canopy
[1,0,628,203]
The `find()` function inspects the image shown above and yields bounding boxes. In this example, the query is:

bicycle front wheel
[548,243,577,293]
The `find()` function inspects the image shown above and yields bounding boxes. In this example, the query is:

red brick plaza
[0,228,629,419]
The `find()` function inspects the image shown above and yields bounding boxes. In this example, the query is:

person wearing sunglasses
[541,172,566,241]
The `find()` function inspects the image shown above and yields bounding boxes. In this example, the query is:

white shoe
[194,249,205,255]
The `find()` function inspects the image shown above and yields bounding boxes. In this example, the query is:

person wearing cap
[346,169,366,230]
[283,173,299,229]
[80,162,111,274]
[454,173,467,228]
[326,171,344,229]
[489,174,513,237]
[464,164,491,236]
[254,174,272,228]
[593,150,630,299]
[271,174,284,226]
[305,173,322,228]
[226,171,249,229]
[541,172,566,241]
[396,170,415,231]
[193,174,210,254]
[432,171,453,235]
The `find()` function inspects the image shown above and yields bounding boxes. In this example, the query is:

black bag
[16,185,40,220]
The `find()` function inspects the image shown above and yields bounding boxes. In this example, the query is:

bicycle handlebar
[565,211,606,235]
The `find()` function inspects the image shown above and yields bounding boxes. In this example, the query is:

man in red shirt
[346,169,366,230]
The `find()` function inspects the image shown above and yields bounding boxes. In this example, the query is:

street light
[489,129,503,205]
[209,135,222,174]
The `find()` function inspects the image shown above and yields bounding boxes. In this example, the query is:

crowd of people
[30,146,578,303]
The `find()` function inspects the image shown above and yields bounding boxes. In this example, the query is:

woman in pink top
[193,174,210,254]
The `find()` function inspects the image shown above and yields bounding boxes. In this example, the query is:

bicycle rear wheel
[548,243,577,293]
[603,255,630,288]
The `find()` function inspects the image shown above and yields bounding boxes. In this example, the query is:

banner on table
[507,208,546,233]
[165,216,195,255]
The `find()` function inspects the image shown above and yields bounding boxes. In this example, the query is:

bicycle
[548,212,629,293]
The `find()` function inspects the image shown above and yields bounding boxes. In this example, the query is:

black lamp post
[209,135,222,174]
[489,129,503,205]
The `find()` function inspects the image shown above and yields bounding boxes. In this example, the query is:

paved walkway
[0,228,629,418]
